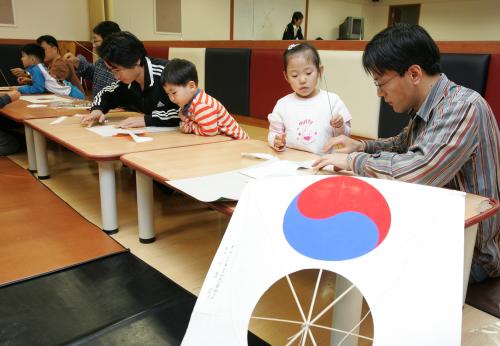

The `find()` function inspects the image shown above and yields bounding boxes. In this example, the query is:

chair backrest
[0,45,23,87]
[249,49,290,120]
[319,50,380,139]
[205,48,251,115]
[485,54,500,129]
[168,48,207,89]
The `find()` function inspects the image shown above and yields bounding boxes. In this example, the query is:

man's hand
[312,153,350,171]
[322,135,364,154]
[116,117,146,129]
[80,110,106,127]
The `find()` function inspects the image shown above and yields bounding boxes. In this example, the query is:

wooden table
[0,96,90,173]
[24,115,232,233]
[121,139,321,242]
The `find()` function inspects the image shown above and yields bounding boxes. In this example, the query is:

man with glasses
[81,31,179,128]
[313,24,500,282]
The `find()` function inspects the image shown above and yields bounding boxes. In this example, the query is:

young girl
[268,43,352,155]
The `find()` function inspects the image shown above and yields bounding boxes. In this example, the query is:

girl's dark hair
[363,23,441,76]
[283,43,321,72]
[93,21,121,39]
[97,31,147,68]
[292,11,304,23]
[21,44,45,62]
[161,58,198,86]
[36,35,59,49]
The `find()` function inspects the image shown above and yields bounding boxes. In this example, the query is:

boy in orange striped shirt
[161,59,248,140]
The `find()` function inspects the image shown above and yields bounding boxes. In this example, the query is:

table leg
[330,275,363,346]
[33,130,49,179]
[463,224,478,305]
[136,171,155,243]
[98,161,118,234]
[24,125,37,172]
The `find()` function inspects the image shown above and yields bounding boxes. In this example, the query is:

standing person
[268,43,351,155]
[313,24,500,282]
[63,21,120,98]
[81,31,179,128]
[282,12,304,40]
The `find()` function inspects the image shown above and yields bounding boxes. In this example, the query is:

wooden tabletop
[120,139,319,182]
[0,97,90,122]
[121,139,499,224]
[24,115,233,161]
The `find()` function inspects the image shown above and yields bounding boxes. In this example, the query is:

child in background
[17,44,47,94]
[161,59,249,140]
[268,43,351,155]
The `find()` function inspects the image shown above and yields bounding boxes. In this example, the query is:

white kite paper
[182,176,465,346]
[20,95,68,103]
[168,160,319,202]
[85,124,177,137]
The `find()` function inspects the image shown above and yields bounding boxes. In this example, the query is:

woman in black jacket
[282,12,304,40]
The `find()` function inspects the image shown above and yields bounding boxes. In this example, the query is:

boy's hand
[179,122,191,133]
[17,76,31,85]
[7,91,20,102]
[80,110,105,127]
[178,112,188,122]
[10,68,27,78]
[63,52,80,68]
[273,133,286,151]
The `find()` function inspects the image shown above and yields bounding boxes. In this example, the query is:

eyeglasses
[373,74,398,90]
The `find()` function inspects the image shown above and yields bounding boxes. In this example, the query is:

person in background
[63,21,120,98]
[282,11,304,40]
[17,44,46,94]
[36,35,85,96]
[0,90,22,155]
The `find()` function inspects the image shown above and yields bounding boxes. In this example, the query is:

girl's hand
[179,112,188,122]
[273,133,286,151]
[330,114,344,129]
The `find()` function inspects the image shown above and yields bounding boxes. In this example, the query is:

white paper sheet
[182,177,466,345]
[20,95,69,103]
[168,160,319,202]
[85,124,178,137]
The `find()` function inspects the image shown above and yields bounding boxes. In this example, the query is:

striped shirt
[181,89,248,140]
[348,74,500,278]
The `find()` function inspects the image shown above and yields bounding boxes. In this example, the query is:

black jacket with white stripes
[91,57,179,127]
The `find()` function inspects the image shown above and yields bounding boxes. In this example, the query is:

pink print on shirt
[296,119,318,145]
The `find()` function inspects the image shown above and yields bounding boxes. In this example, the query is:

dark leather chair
[0,44,23,87]
[205,48,251,116]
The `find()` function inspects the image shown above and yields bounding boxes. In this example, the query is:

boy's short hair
[161,58,198,86]
[97,31,147,69]
[21,44,45,63]
[362,23,441,76]
[93,21,121,40]
[36,35,59,49]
